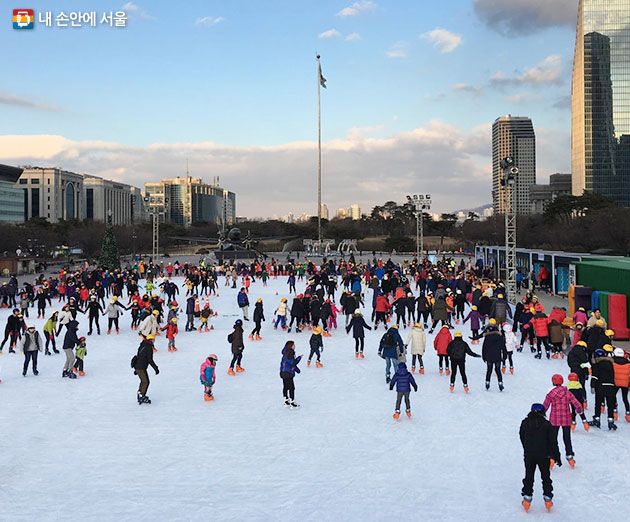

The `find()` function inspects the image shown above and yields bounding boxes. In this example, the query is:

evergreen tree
[99,222,120,269]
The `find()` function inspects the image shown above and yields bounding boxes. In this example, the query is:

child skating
[389,362,417,419]
[543,374,584,468]
[73,336,87,376]
[433,325,452,375]
[567,372,590,431]
[161,317,178,352]
[307,327,323,367]
[200,354,217,401]
[280,340,301,407]
[502,322,517,374]
[405,322,426,374]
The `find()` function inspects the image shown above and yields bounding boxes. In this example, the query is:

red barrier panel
[608,293,630,340]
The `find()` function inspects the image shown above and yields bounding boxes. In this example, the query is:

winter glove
[155,367,160,375]
[133,370,137,375]
[590,388,595,395]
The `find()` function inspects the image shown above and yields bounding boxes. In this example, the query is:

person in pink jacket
[543,374,584,469]
[200,354,218,401]
[573,307,588,327]
[433,325,452,375]
[329,302,341,330]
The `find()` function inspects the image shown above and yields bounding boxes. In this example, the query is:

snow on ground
[1,276,628,522]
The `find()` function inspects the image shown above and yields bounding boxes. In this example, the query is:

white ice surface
[1,276,628,522]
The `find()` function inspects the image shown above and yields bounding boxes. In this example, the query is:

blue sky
[1,1,580,216]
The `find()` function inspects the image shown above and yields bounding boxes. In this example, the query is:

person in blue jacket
[280,340,302,407]
[389,362,418,419]
[379,325,405,383]
[237,288,250,321]
[346,309,372,358]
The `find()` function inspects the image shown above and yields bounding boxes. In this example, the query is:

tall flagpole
[316,53,322,251]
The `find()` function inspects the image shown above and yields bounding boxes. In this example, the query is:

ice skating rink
[1,276,628,521]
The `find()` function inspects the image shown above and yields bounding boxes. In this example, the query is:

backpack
[382,330,395,348]
[130,355,138,368]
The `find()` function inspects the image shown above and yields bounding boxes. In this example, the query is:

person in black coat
[62,320,80,379]
[482,324,507,391]
[288,296,305,333]
[519,404,557,508]
[133,335,159,404]
[446,332,480,391]
[346,310,372,357]
[567,341,589,388]
[0,309,24,353]
[250,299,265,340]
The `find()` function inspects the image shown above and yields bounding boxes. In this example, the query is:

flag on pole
[319,63,327,89]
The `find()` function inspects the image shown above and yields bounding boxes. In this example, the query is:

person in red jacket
[433,325,452,375]
[161,317,179,352]
[531,310,551,359]
[374,294,391,330]
[543,374,583,468]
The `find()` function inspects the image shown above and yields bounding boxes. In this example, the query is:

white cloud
[121,2,154,20]
[0,121,498,216]
[195,16,224,27]
[336,1,377,17]
[421,28,462,53]
[491,54,564,87]
[451,83,483,96]
[0,91,61,112]
[318,28,341,39]
[386,41,407,59]
[345,32,361,41]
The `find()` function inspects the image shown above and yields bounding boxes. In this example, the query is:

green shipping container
[575,258,630,321]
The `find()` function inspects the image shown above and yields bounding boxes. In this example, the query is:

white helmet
[613,348,625,358]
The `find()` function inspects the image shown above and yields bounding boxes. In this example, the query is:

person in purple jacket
[389,362,418,419]
[463,305,484,343]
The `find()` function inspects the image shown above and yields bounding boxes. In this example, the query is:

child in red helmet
[567,372,589,432]
[543,374,583,468]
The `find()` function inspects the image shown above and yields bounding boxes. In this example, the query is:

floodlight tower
[500,157,519,302]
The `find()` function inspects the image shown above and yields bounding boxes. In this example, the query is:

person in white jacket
[139,310,159,339]
[56,305,74,336]
[274,298,288,330]
[502,322,517,374]
[405,323,426,374]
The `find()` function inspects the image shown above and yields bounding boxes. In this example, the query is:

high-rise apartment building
[320,203,329,220]
[492,116,536,215]
[144,174,236,227]
[349,204,361,220]
[571,0,630,207]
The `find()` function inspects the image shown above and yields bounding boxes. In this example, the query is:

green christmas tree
[99,222,120,269]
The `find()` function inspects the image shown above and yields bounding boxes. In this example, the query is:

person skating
[429,295,452,333]
[103,298,124,335]
[589,346,617,430]
[132,334,159,404]
[139,309,160,346]
[61,320,80,379]
[543,374,583,468]
[161,317,178,352]
[463,305,483,344]
[273,298,287,331]
[86,295,104,335]
[199,301,214,332]
[405,322,426,374]
[0,309,25,354]
[567,340,590,391]
[531,310,551,359]
[200,354,217,401]
[237,287,249,321]
[227,320,245,375]
[72,336,87,376]
[502,322,517,374]
[519,404,557,513]
[346,309,371,358]
[446,331,480,392]
[307,327,324,367]
[567,372,590,432]
[43,311,59,355]
[280,340,301,407]
[19,325,42,377]
[389,362,417,419]
[612,348,630,423]
[433,325,452,375]
[378,325,405,384]
[288,295,304,333]
[185,294,196,332]
[482,322,506,391]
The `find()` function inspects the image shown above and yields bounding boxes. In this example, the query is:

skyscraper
[492,116,536,215]
[572,0,630,207]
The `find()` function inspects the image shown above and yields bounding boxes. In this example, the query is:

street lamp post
[406,194,432,260]
[500,157,519,302]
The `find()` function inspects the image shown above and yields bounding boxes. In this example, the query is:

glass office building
[572,0,630,207]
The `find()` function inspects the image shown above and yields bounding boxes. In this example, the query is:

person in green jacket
[73,336,87,376]
[43,311,59,355]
